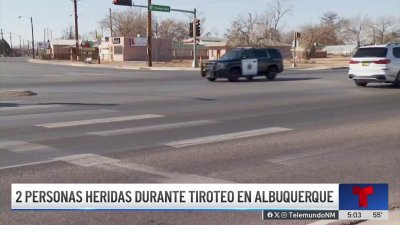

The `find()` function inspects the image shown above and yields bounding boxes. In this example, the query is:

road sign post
[113,2,199,68]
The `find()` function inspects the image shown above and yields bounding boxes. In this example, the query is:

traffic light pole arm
[125,4,196,14]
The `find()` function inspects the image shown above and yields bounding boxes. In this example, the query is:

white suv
[348,43,400,87]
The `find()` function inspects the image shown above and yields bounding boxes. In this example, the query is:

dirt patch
[284,56,350,69]
[0,90,37,98]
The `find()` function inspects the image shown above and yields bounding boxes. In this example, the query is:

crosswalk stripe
[35,114,164,128]
[88,120,218,136]
[55,154,232,183]
[0,160,57,170]
[164,127,293,148]
[1,141,55,153]
[1,109,116,120]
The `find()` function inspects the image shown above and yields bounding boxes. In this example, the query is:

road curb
[28,59,348,72]
[286,66,348,71]
[28,59,199,72]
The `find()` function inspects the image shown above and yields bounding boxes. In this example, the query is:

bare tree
[320,11,340,27]
[341,17,368,45]
[266,0,291,42]
[225,13,268,47]
[61,26,75,40]
[318,11,346,45]
[300,24,322,59]
[100,10,190,43]
[157,19,189,43]
[372,16,399,44]
[100,9,147,37]
[225,1,291,46]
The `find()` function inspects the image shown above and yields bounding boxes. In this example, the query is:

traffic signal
[195,19,201,37]
[112,0,132,6]
[189,22,194,37]
[296,32,301,38]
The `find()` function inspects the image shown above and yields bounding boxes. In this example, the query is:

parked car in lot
[201,48,284,82]
[348,43,400,87]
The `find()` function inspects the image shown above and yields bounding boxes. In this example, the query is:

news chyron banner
[12,183,388,221]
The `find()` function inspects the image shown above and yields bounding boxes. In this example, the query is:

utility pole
[0,29,4,39]
[9,32,12,49]
[31,17,35,59]
[292,30,297,68]
[109,8,113,37]
[73,0,79,61]
[373,27,376,45]
[19,35,22,50]
[192,8,198,68]
[147,0,153,67]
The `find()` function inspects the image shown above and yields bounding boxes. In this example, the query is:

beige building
[49,39,80,60]
[99,37,172,62]
[173,37,230,60]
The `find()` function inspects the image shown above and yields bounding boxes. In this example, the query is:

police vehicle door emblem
[247,63,252,70]
[242,59,258,76]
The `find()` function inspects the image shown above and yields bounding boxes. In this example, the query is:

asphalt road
[1,58,399,225]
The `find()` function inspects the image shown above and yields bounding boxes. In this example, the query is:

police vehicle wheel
[393,72,400,87]
[354,81,367,87]
[207,77,217,82]
[229,69,240,82]
[266,67,278,80]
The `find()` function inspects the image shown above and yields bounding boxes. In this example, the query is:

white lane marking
[82,73,104,76]
[1,109,116,120]
[0,105,62,111]
[56,154,231,183]
[1,141,55,153]
[36,114,164,128]
[113,162,232,183]
[88,120,218,136]
[45,75,63,77]
[0,159,57,170]
[165,127,293,148]
[269,142,369,166]
[269,152,320,164]
[55,154,120,167]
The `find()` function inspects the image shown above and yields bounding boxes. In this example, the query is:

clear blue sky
[0,0,399,46]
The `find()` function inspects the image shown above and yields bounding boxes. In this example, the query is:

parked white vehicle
[348,43,400,87]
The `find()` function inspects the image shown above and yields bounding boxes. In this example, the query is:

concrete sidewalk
[28,59,347,72]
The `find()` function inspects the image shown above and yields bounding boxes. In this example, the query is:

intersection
[1,58,399,224]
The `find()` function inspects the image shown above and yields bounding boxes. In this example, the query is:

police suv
[201,48,284,82]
